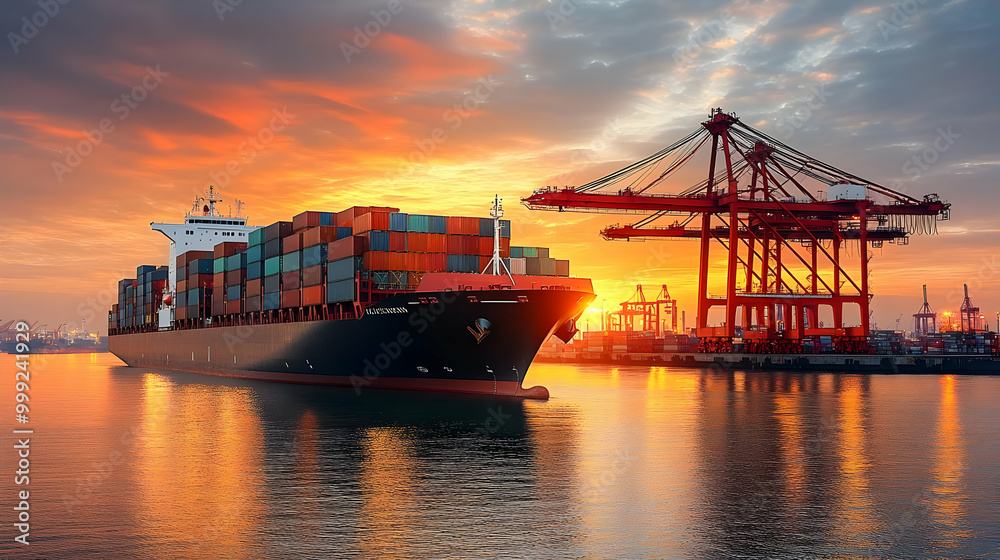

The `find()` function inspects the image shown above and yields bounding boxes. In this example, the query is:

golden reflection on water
[134,373,265,560]
[773,385,807,506]
[832,376,877,541]
[930,375,970,545]
[358,427,416,560]
[293,410,321,538]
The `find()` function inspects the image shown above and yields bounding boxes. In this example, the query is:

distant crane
[960,284,983,333]
[913,284,936,334]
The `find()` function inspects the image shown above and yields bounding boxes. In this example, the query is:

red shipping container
[213,272,226,288]
[213,242,246,259]
[292,211,322,231]
[282,271,300,290]
[501,238,510,258]
[352,211,392,235]
[328,236,369,261]
[212,298,225,316]
[446,216,480,235]
[302,226,339,248]
[226,269,245,286]
[389,231,407,252]
[176,306,188,320]
[302,285,324,306]
[281,289,301,308]
[246,278,262,297]
[428,234,447,253]
[480,256,492,272]
[407,232,425,253]
[301,265,324,287]
[245,295,261,313]
[189,273,214,289]
[283,232,303,254]
[226,300,241,315]
[177,279,187,293]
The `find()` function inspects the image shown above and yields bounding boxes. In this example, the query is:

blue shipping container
[263,292,281,310]
[247,261,263,280]
[191,259,213,275]
[246,244,263,263]
[336,227,353,240]
[326,279,355,303]
[389,213,408,232]
[368,231,390,252]
[327,257,360,282]
[320,212,334,226]
[301,244,328,268]
[227,284,241,301]
[429,215,447,234]
[136,265,156,277]
[479,218,511,238]
[447,254,479,273]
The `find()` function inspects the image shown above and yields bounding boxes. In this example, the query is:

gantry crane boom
[523,109,950,353]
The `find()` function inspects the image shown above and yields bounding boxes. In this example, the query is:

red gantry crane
[523,109,950,354]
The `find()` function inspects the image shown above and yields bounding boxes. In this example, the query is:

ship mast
[482,195,514,283]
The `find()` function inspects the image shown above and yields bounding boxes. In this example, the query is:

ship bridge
[152,186,255,296]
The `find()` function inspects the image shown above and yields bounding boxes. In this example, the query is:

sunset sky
[1,0,998,334]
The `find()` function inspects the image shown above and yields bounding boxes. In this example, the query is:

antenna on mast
[481,195,515,284]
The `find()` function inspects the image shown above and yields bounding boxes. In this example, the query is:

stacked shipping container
[113,206,576,330]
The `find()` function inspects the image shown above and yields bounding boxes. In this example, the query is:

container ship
[108,189,594,399]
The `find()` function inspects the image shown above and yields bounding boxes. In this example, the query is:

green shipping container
[213,257,226,274]
[264,256,281,277]
[282,251,301,272]
[249,227,266,247]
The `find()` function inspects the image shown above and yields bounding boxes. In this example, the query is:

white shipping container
[510,257,526,275]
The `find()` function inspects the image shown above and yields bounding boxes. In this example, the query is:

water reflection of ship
[114,366,583,558]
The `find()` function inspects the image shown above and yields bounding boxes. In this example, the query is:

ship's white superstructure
[151,186,254,327]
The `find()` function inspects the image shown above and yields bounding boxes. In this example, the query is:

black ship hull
[109,288,594,398]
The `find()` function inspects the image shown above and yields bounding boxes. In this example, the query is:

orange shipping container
[247,278,262,297]
[328,236,368,261]
[225,300,241,315]
[445,216,480,235]
[292,211,322,231]
[282,232,303,254]
[301,226,339,248]
[302,285,324,306]
[281,289,300,309]
[407,232,446,253]
[213,272,226,287]
[352,211,392,235]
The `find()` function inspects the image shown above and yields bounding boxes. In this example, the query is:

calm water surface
[1,353,998,559]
